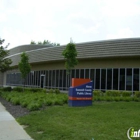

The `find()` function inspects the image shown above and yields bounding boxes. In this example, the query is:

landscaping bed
[0,96,30,118]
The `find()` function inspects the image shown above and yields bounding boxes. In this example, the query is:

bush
[25,88,44,93]
[105,96,112,101]
[13,87,23,92]
[27,102,41,111]
[54,89,60,94]
[123,97,132,102]
[54,99,64,105]
[114,97,120,102]
[21,101,28,107]
[2,87,12,92]
[44,100,53,106]
[106,90,121,97]
[49,89,54,93]
[93,90,103,96]
[121,91,132,97]
[10,97,20,105]
[133,97,140,102]
[134,91,140,98]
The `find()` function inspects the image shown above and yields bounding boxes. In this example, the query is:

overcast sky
[1,0,140,49]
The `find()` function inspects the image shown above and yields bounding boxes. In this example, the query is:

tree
[62,41,78,86]
[30,40,60,46]
[18,52,31,89]
[30,40,36,44]
[0,38,12,72]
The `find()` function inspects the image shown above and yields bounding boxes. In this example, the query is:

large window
[72,69,75,78]
[95,69,100,89]
[59,70,63,89]
[113,69,118,90]
[63,70,66,89]
[76,69,79,78]
[56,70,59,88]
[120,69,125,90]
[101,69,106,90]
[80,69,84,78]
[45,71,48,87]
[52,70,56,88]
[126,69,132,90]
[107,69,112,90]
[85,69,89,79]
[49,70,52,88]
[133,68,139,91]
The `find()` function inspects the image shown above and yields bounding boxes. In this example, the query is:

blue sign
[68,80,93,107]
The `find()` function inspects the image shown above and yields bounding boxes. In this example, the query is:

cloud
[101,0,140,17]
[106,28,134,39]
[1,0,140,48]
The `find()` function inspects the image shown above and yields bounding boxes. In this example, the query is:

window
[76,69,79,78]
[107,69,112,90]
[80,69,84,78]
[63,70,66,89]
[113,69,118,90]
[126,69,132,90]
[85,69,89,79]
[56,70,59,88]
[95,69,100,89]
[133,68,139,91]
[120,69,125,90]
[59,70,63,89]
[101,69,106,90]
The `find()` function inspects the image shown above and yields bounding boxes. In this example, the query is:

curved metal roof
[7,38,140,67]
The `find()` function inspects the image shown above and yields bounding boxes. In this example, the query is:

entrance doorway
[40,75,45,88]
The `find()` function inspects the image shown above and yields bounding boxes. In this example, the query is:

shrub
[24,88,41,93]
[5,96,12,102]
[44,100,53,106]
[121,91,132,97]
[2,87,12,92]
[114,97,121,102]
[106,90,121,97]
[133,97,139,102]
[21,101,28,107]
[105,96,112,101]
[54,99,64,105]
[93,90,103,96]
[13,87,23,92]
[49,89,54,93]
[10,97,20,105]
[27,102,41,111]
[123,97,132,102]
[134,91,140,98]
[54,89,60,94]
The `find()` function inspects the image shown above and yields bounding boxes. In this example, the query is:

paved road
[0,102,33,140]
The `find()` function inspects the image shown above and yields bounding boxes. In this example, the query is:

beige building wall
[3,56,140,85]
[30,57,140,70]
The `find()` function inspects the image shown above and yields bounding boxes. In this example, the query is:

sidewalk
[0,102,33,140]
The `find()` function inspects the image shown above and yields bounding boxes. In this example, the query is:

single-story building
[0,38,140,92]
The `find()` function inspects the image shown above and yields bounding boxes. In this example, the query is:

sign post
[68,78,93,107]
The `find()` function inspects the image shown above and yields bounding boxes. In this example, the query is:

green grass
[17,102,140,140]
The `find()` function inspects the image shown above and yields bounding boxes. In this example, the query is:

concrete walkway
[0,102,33,140]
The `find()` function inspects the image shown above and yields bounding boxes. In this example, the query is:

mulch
[0,97,30,118]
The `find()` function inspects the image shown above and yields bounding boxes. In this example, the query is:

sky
[1,0,140,49]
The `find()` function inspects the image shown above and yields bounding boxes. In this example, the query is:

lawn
[17,102,140,140]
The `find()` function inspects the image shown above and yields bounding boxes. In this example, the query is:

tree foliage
[0,38,12,72]
[30,40,60,46]
[62,42,78,75]
[18,52,31,79]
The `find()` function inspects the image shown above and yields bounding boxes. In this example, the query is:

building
[0,38,140,92]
